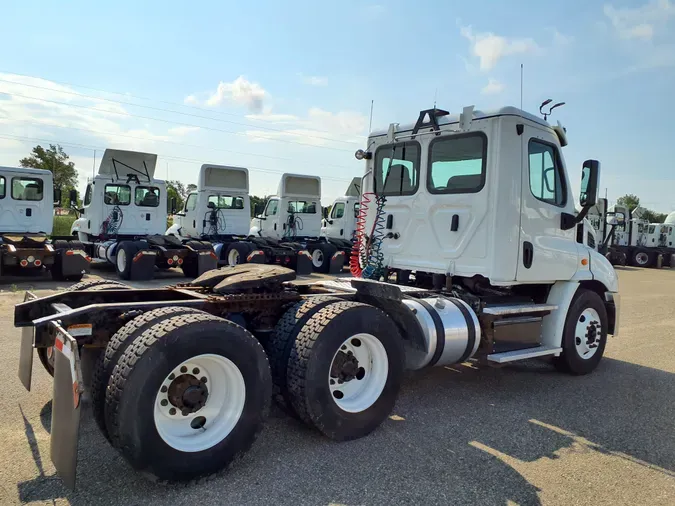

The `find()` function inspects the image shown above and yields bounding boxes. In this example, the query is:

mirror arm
[561,205,592,231]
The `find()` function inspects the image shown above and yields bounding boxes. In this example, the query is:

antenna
[368,99,374,133]
[434,88,438,109]
[92,149,96,177]
[520,64,524,109]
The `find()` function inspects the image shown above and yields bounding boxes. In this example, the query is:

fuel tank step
[487,345,562,364]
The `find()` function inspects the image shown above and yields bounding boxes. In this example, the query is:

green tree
[166,180,198,212]
[616,194,640,211]
[641,210,668,223]
[19,145,78,205]
[250,195,269,217]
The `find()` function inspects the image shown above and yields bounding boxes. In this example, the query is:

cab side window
[265,199,279,216]
[528,140,566,207]
[184,193,198,212]
[331,202,345,219]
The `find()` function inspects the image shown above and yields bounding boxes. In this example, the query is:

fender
[541,281,580,348]
[165,223,186,240]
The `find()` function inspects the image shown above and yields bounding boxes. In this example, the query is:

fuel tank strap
[444,297,477,363]
[416,299,445,367]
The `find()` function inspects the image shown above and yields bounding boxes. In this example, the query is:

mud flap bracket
[50,323,84,490]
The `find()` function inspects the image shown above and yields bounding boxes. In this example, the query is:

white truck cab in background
[72,149,216,280]
[166,164,251,262]
[0,166,89,280]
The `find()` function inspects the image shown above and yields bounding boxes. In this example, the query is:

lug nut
[181,409,190,416]
[193,367,200,375]
[161,399,168,406]
[168,373,175,380]
[160,386,168,393]
[180,366,188,373]
[169,408,176,415]
[200,376,207,383]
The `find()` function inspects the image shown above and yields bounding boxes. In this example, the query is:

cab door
[325,200,347,239]
[259,198,280,239]
[179,193,198,237]
[516,127,578,282]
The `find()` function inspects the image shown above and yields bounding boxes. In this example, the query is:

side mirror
[170,197,177,214]
[607,216,619,226]
[254,203,263,216]
[580,160,600,208]
[322,207,329,219]
[53,188,62,206]
[68,189,78,206]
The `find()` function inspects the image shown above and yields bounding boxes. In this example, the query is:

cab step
[482,303,558,316]
[487,345,562,364]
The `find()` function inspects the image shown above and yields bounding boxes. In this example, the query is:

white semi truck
[321,177,362,261]
[588,199,673,268]
[243,173,345,274]
[166,164,252,264]
[71,149,217,280]
[0,166,90,280]
[16,105,619,490]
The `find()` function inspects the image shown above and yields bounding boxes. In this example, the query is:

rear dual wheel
[277,300,405,441]
[103,310,271,482]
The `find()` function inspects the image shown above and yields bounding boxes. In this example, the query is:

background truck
[71,149,217,280]
[240,173,345,274]
[15,105,619,491]
[589,198,672,268]
[321,177,361,258]
[0,166,89,281]
[166,164,251,265]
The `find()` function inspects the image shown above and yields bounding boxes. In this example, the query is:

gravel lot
[0,266,674,505]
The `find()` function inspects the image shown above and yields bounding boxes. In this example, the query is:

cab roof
[369,106,552,137]
[0,166,54,177]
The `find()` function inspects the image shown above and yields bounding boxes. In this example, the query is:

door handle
[523,241,533,269]
[386,214,393,229]
[450,214,459,232]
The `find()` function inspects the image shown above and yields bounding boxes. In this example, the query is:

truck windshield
[374,141,420,196]
[288,201,317,213]
[208,195,245,210]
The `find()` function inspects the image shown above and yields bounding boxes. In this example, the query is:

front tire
[286,301,404,441]
[631,248,653,267]
[105,311,271,482]
[554,289,608,375]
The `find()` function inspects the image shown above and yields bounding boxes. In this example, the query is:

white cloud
[603,0,675,40]
[460,26,540,71]
[300,75,328,86]
[167,125,200,136]
[481,78,505,95]
[201,76,267,112]
[184,94,198,105]
[245,113,300,123]
[244,107,367,147]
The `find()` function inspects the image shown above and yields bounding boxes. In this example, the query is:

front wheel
[631,248,653,267]
[286,301,405,441]
[105,311,271,482]
[554,289,608,375]
[225,242,253,266]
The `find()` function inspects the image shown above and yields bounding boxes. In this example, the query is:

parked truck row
[16,105,620,490]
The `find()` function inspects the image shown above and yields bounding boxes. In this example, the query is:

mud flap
[55,250,91,277]
[329,251,346,274]
[50,325,83,490]
[129,250,157,280]
[247,250,267,264]
[18,292,38,391]
[196,249,218,275]
[295,250,313,275]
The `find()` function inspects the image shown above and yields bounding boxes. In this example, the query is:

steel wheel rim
[312,249,324,268]
[635,252,648,265]
[116,249,127,272]
[154,353,246,452]
[574,308,602,360]
[228,249,240,266]
[328,333,388,413]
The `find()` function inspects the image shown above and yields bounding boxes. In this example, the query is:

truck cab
[167,164,251,240]
[250,174,322,240]
[72,150,166,241]
[321,177,361,241]
[358,106,614,289]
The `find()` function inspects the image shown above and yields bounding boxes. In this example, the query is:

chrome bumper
[605,291,620,336]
